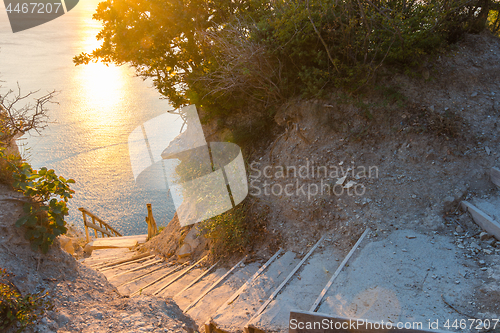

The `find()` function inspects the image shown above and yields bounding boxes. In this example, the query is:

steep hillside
[249,32,500,252]
[0,183,197,333]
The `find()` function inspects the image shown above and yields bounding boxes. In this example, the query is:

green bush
[74,0,497,142]
[0,149,75,254]
[488,2,500,35]
[0,268,52,332]
[253,0,493,95]
[200,201,264,258]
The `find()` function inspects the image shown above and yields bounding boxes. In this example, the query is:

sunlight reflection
[77,62,127,113]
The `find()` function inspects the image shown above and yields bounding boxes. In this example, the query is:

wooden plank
[217,249,283,314]
[173,261,220,298]
[491,167,500,187]
[289,310,450,333]
[89,237,138,249]
[128,263,187,297]
[84,248,134,264]
[86,255,135,267]
[98,255,156,271]
[107,259,164,279]
[87,252,140,266]
[309,229,370,312]
[90,253,152,269]
[184,256,247,313]
[462,201,500,240]
[116,264,171,288]
[205,251,285,333]
[247,236,325,323]
[148,256,208,297]
[132,258,201,297]
[116,234,148,243]
[85,222,114,238]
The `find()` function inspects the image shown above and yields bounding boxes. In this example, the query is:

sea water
[0,0,177,235]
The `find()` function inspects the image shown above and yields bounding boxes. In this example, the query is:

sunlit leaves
[0,268,52,332]
[0,149,74,254]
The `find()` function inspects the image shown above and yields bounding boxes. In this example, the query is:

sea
[0,0,178,235]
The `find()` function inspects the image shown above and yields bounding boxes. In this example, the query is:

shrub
[254,0,493,94]
[488,2,500,35]
[0,85,72,254]
[0,149,75,253]
[200,200,265,259]
[0,268,52,332]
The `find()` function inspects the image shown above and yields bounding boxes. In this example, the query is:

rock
[483,249,492,255]
[443,196,455,210]
[59,236,75,255]
[456,225,464,233]
[183,226,201,251]
[480,232,490,241]
[426,153,436,161]
[336,176,347,185]
[424,212,445,231]
[470,242,481,250]
[177,243,192,258]
[471,92,478,97]
[485,239,496,246]
[485,146,491,155]
[89,309,103,320]
[56,312,70,326]
[429,105,435,112]
[479,260,485,265]
[83,243,93,255]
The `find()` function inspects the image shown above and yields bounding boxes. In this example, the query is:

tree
[74,0,499,115]
[73,0,268,108]
[0,84,55,145]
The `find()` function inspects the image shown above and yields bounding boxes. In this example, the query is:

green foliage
[76,0,496,118]
[200,201,262,258]
[0,268,52,332]
[488,2,500,35]
[0,149,75,254]
[257,0,494,94]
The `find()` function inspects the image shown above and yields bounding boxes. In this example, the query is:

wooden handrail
[79,207,122,242]
[146,203,157,241]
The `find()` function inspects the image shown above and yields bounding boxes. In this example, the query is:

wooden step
[245,236,351,333]
[144,256,208,297]
[185,259,261,324]
[86,234,147,250]
[208,250,300,332]
[166,262,220,298]
[315,230,466,328]
[173,266,229,311]
[118,264,185,296]
[81,248,135,266]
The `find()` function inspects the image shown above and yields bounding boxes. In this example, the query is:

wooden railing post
[146,204,157,241]
[78,207,122,242]
[82,211,90,243]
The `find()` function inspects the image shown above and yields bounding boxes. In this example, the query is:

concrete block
[491,167,500,188]
[461,201,500,241]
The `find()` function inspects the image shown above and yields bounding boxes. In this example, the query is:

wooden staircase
[80,229,372,333]
[78,187,499,333]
